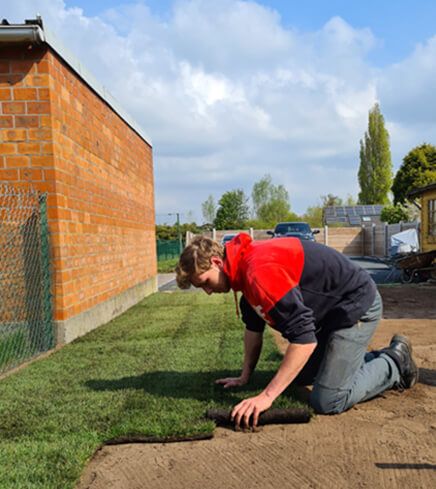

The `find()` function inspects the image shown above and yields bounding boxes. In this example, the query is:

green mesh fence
[156,239,182,261]
[0,185,54,375]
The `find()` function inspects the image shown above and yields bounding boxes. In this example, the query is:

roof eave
[407,183,436,199]
[0,24,45,44]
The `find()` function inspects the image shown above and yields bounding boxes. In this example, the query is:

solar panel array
[348,216,362,226]
[323,205,384,226]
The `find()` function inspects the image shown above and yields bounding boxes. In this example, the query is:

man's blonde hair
[176,236,224,289]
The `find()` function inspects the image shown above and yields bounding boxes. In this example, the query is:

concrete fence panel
[188,227,362,255]
[186,222,419,258]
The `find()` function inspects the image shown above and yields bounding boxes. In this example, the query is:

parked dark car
[267,222,320,241]
[221,233,238,245]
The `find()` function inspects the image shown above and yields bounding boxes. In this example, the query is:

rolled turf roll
[206,407,311,426]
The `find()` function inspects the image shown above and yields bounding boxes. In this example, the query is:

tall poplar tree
[358,103,393,204]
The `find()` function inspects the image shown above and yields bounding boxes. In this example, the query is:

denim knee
[310,387,349,415]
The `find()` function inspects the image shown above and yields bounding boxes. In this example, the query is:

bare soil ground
[77,284,436,489]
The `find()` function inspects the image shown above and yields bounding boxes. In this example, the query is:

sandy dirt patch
[77,285,436,489]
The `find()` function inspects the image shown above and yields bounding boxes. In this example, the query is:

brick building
[0,18,157,344]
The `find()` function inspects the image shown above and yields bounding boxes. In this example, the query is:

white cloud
[170,0,293,73]
[3,0,436,221]
[379,36,436,125]
[377,35,436,168]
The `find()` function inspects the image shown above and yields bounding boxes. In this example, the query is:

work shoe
[381,334,419,389]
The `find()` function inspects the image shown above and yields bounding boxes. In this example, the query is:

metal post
[168,212,183,253]
[384,223,389,257]
[371,223,376,256]
[324,225,328,246]
[176,212,182,253]
[39,193,54,348]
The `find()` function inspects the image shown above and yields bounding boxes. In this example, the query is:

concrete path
[157,273,176,291]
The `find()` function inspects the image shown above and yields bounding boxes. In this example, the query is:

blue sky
[4,1,436,223]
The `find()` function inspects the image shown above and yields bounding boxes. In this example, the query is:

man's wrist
[262,387,279,401]
[240,372,250,383]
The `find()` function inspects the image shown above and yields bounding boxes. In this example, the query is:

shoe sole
[391,334,419,388]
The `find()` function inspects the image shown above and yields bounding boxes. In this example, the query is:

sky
[2,0,436,224]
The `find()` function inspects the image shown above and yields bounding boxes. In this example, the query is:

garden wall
[190,222,419,257]
[0,43,156,344]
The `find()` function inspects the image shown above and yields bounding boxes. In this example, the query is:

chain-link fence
[156,239,182,261]
[0,185,53,375]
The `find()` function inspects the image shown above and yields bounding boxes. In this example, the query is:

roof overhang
[407,183,436,199]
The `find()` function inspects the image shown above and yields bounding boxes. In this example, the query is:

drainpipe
[0,18,45,44]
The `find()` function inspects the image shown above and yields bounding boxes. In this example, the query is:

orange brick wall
[0,45,54,190]
[0,44,156,326]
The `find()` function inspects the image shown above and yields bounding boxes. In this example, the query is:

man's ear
[210,256,224,270]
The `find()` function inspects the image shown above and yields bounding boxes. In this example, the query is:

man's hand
[215,376,248,389]
[231,392,273,429]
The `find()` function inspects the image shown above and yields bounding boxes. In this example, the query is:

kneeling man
[176,234,418,428]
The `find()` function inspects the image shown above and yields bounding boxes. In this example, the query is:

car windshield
[222,234,236,243]
[275,223,310,235]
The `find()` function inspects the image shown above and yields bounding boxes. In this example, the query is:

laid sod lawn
[0,291,308,489]
[157,257,179,272]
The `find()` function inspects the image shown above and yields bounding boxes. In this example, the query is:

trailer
[395,250,436,283]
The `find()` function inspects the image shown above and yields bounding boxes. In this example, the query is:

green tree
[303,194,357,229]
[358,103,393,204]
[156,223,201,240]
[380,205,409,224]
[392,143,436,205]
[321,194,343,207]
[251,174,291,226]
[185,210,195,222]
[303,204,323,228]
[201,195,216,224]
[214,189,249,230]
[344,194,357,206]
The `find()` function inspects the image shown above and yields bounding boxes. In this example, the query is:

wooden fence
[186,222,420,257]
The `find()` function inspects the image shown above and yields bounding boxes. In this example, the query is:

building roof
[407,183,436,198]
[323,205,384,226]
[0,17,152,147]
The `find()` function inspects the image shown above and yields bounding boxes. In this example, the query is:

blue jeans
[308,291,400,414]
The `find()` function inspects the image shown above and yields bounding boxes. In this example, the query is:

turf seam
[104,432,214,445]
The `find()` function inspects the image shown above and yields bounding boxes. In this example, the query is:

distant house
[323,205,384,227]
[408,183,436,253]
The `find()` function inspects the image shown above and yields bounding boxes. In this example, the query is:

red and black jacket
[223,233,376,344]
